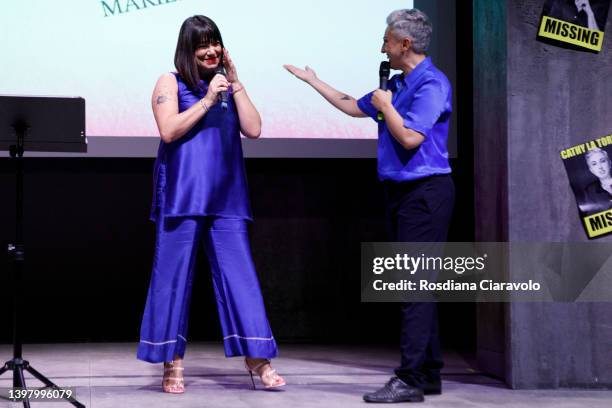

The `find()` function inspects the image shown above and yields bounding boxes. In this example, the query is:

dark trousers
[383,174,455,388]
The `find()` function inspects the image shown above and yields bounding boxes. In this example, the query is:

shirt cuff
[403,118,431,138]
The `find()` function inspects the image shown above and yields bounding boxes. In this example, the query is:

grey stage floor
[0,343,610,407]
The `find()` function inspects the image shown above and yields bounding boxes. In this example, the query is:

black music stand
[0,95,87,408]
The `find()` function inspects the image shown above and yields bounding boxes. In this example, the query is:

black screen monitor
[0,95,86,153]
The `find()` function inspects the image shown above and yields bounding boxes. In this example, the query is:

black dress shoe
[363,377,425,403]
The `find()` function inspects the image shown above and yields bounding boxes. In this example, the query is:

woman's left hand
[223,49,239,83]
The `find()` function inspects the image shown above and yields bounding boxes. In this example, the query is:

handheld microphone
[215,65,229,111]
[377,61,391,121]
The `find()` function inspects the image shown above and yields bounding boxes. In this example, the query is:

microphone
[215,65,229,110]
[377,61,391,121]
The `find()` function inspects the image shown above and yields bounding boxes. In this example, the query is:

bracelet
[199,99,209,113]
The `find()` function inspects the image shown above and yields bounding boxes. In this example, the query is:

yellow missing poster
[538,0,610,52]
[561,133,612,238]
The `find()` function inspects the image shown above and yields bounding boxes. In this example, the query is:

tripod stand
[0,96,87,407]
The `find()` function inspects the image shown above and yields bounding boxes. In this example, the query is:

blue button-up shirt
[357,57,452,182]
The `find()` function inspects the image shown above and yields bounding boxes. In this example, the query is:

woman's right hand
[204,73,230,106]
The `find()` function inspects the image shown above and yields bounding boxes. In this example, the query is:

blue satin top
[150,73,252,222]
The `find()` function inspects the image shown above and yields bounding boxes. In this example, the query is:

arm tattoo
[156,95,168,105]
[340,94,353,101]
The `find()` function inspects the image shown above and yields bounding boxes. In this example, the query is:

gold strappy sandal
[244,358,286,389]
[162,360,185,394]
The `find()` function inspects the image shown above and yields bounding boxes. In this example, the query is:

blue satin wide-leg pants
[137,217,278,363]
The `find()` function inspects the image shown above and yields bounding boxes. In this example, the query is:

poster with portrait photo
[538,0,611,52]
[561,134,612,238]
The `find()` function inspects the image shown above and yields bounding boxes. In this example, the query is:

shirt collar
[403,56,432,86]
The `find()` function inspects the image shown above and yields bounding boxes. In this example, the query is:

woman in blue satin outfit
[137,15,285,393]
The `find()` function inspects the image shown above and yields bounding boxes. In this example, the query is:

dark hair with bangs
[174,15,224,90]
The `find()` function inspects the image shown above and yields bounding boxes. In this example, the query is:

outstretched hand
[283,64,317,83]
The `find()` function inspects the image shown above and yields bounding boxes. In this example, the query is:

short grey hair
[386,9,432,54]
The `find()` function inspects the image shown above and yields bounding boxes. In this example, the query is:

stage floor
[0,343,610,407]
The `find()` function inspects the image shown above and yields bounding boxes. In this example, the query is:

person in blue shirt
[285,8,454,403]
[138,15,285,394]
